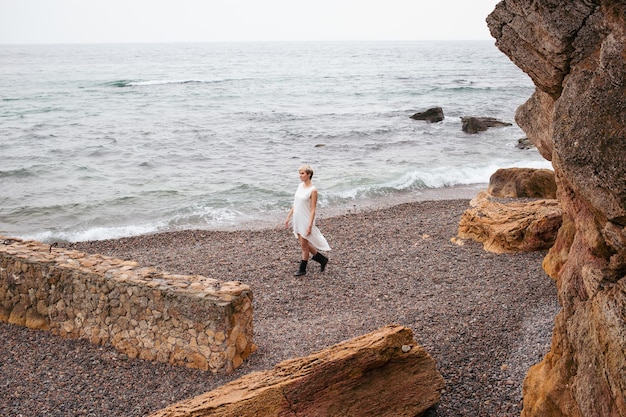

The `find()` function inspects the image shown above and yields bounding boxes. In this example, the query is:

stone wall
[0,236,256,374]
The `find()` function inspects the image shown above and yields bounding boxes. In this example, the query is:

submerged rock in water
[516,137,535,149]
[460,116,512,133]
[410,106,444,123]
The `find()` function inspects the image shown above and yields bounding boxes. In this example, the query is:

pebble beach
[0,198,559,417]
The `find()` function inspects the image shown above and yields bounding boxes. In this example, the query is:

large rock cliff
[487,1,626,416]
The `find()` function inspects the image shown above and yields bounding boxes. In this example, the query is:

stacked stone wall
[0,236,256,374]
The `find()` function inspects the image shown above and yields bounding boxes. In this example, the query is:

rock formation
[487,1,626,416]
[458,190,562,253]
[149,325,444,417]
[488,167,557,199]
[460,116,512,133]
[410,107,445,123]
[516,137,535,150]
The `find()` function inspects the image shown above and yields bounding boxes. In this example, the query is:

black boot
[312,252,328,272]
[294,260,307,276]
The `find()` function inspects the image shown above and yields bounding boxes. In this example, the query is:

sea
[0,41,551,243]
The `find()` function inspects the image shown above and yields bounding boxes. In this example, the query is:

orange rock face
[149,325,445,417]
[488,1,626,416]
[458,191,563,253]
[487,168,557,199]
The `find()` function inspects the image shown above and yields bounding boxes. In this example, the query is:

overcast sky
[0,0,501,44]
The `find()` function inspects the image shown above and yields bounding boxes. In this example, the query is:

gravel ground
[0,199,560,416]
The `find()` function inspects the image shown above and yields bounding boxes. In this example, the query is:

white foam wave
[414,159,553,189]
[328,159,553,202]
[125,78,249,87]
[168,205,243,228]
[126,79,206,87]
[24,222,166,244]
[23,205,247,243]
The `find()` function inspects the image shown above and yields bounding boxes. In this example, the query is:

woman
[285,165,330,276]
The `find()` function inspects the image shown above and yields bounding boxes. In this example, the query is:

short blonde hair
[299,164,314,179]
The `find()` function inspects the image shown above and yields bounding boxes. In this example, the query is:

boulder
[515,90,555,160]
[516,137,535,150]
[487,167,557,199]
[488,1,626,416]
[149,325,444,417]
[410,107,444,123]
[458,191,563,254]
[460,116,512,133]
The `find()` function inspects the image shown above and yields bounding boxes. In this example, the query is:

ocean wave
[106,79,204,87]
[0,167,35,179]
[406,160,553,189]
[324,159,553,203]
[166,205,243,229]
[23,222,168,243]
[107,80,136,87]
[107,78,253,88]
[442,85,496,92]
[128,79,206,87]
[25,205,249,243]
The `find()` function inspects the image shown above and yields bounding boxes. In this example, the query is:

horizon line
[1,38,496,46]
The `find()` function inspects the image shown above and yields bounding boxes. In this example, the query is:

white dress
[292,183,331,251]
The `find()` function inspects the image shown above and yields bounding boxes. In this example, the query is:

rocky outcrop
[541,214,577,280]
[488,168,557,199]
[149,325,444,417]
[410,107,444,123]
[460,116,512,133]
[458,191,562,253]
[458,167,561,253]
[488,1,626,416]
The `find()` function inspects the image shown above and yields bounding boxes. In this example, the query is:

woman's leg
[299,235,311,260]
[295,235,310,276]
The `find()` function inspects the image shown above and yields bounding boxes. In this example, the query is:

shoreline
[150,183,490,235]
[1,183,488,244]
[0,198,559,416]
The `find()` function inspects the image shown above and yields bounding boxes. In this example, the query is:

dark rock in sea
[516,137,535,149]
[461,116,512,134]
[410,107,444,123]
